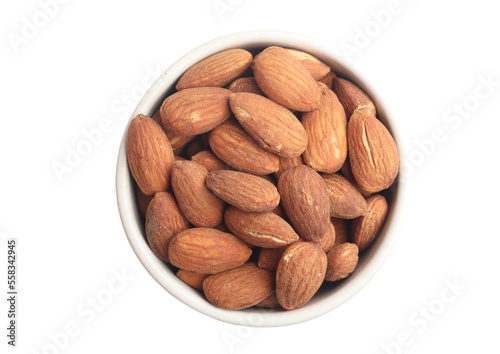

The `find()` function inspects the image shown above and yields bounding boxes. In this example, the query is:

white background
[1,0,499,353]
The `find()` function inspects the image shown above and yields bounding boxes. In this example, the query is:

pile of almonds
[127,46,399,311]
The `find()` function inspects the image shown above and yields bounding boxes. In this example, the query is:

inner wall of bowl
[119,30,403,327]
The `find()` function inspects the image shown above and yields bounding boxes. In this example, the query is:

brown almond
[230,92,308,157]
[332,218,350,245]
[224,206,299,248]
[255,292,282,309]
[348,111,399,193]
[145,192,190,263]
[274,154,304,180]
[276,242,327,310]
[126,114,174,196]
[203,263,275,310]
[228,77,264,95]
[209,121,279,175]
[171,160,225,227]
[302,83,347,173]
[322,173,368,219]
[351,194,388,251]
[168,228,251,274]
[176,49,253,90]
[258,247,287,272]
[317,70,337,89]
[191,150,227,172]
[325,243,359,281]
[278,165,330,242]
[253,46,320,111]
[332,77,376,119]
[160,87,232,136]
[206,170,280,212]
[285,48,331,80]
[176,269,209,290]
[339,157,373,198]
[316,221,336,253]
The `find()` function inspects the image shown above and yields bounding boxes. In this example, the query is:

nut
[325,243,359,281]
[351,194,388,251]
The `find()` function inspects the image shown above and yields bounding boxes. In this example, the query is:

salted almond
[278,165,330,242]
[176,269,209,290]
[332,77,376,119]
[168,228,251,274]
[191,150,227,172]
[274,155,304,180]
[228,77,264,95]
[126,114,174,196]
[322,173,368,219]
[331,218,350,245]
[209,121,279,175]
[224,207,299,248]
[176,49,253,90]
[325,243,359,281]
[285,48,331,80]
[351,194,388,251]
[206,170,279,212]
[160,87,231,136]
[253,46,320,111]
[171,160,225,227]
[348,111,399,193]
[203,263,275,310]
[230,92,308,157]
[276,242,327,310]
[302,83,347,173]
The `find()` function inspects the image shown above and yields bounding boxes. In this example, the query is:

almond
[302,83,347,173]
[276,242,327,310]
[257,247,287,272]
[228,77,264,95]
[208,120,279,175]
[230,92,308,157]
[278,165,330,242]
[126,114,174,196]
[331,218,350,245]
[255,292,282,309]
[206,170,280,212]
[224,206,299,248]
[315,221,336,253]
[325,243,359,281]
[253,46,320,111]
[160,87,232,136]
[317,70,337,89]
[171,160,225,227]
[176,269,209,290]
[351,194,388,251]
[274,154,304,180]
[176,49,253,90]
[339,157,373,198]
[145,192,190,263]
[191,150,227,172]
[332,77,376,119]
[285,48,331,80]
[203,263,275,310]
[168,228,252,274]
[322,173,368,219]
[348,111,399,193]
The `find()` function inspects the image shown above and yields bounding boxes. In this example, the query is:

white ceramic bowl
[116,30,405,327]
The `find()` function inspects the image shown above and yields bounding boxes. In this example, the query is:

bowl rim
[116,29,406,327]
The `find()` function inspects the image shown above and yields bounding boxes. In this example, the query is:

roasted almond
[253,46,321,112]
[274,154,304,180]
[331,218,350,245]
[278,165,330,242]
[339,157,373,198]
[276,242,327,310]
[176,269,209,290]
[351,194,388,251]
[322,173,368,219]
[228,77,265,95]
[171,160,225,227]
[160,87,232,136]
[126,114,175,196]
[255,292,282,309]
[230,92,308,157]
[325,243,359,281]
[191,150,227,172]
[332,77,376,119]
[302,83,347,173]
[285,48,331,80]
[317,70,337,89]
[168,228,251,274]
[257,247,287,272]
[176,49,253,90]
[316,221,336,253]
[206,170,280,212]
[224,206,299,248]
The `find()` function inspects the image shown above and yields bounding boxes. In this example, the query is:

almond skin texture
[230,92,308,157]
[176,49,253,90]
[145,192,190,263]
[209,121,279,175]
[325,243,359,281]
[191,150,227,172]
[255,292,282,309]
[285,48,331,80]
[332,77,376,119]
[332,218,350,245]
[206,170,280,212]
[348,111,399,193]
[351,194,388,251]
[316,221,336,253]
[322,173,368,219]
[224,206,299,248]
[203,263,275,310]
[253,46,321,112]
[168,228,252,274]
[339,157,373,198]
[176,269,209,290]
[258,247,287,272]
[160,87,232,136]
[276,242,327,310]
[228,77,265,95]
[278,165,330,242]
[317,70,337,89]
[274,154,304,180]
[302,83,347,173]
[171,160,225,227]
[126,114,174,196]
